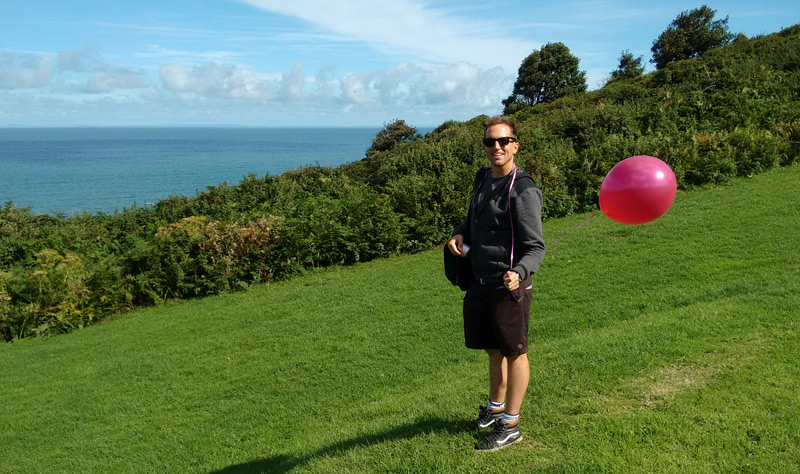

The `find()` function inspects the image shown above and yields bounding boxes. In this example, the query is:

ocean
[0,127,385,215]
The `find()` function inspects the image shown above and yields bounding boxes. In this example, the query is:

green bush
[1,249,95,339]
[281,183,402,268]
[778,119,800,165]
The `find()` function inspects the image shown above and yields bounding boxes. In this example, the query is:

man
[447,116,545,451]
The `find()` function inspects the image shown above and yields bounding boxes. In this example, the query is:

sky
[1,1,798,128]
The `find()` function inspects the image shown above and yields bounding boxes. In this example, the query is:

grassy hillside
[2,164,798,473]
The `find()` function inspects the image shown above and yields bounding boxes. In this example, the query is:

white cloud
[413,62,509,107]
[57,49,106,72]
[0,55,507,126]
[1,47,510,125]
[339,63,419,106]
[340,72,372,105]
[240,0,537,71]
[277,61,307,101]
[84,66,150,93]
[140,44,243,63]
[0,52,52,89]
[335,61,511,110]
[53,49,150,93]
[156,56,511,116]
[315,64,337,99]
[160,61,270,100]
[57,50,87,71]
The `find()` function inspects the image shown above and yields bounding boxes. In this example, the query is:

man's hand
[503,270,520,291]
[447,234,465,256]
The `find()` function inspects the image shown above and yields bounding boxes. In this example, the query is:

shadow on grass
[209,416,468,474]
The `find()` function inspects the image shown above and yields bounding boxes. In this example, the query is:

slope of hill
[2,164,798,473]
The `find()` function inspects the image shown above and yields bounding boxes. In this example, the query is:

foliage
[503,42,587,114]
[367,119,420,154]
[610,50,645,82]
[280,179,403,268]
[1,249,95,339]
[1,23,800,340]
[651,4,735,69]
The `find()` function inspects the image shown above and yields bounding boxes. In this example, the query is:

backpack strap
[507,166,517,270]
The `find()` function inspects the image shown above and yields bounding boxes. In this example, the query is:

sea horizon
[1,126,429,216]
[0,125,406,129]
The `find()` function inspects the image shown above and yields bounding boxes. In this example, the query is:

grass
[2,164,799,473]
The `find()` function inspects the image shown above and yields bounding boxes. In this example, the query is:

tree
[651,5,734,69]
[367,119,419,154]
[502,42,587,114]
[609,50,644,81]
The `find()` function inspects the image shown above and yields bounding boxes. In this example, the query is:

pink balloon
[599,155,677,225]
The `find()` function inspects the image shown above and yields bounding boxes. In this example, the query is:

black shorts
[463,277,532,356]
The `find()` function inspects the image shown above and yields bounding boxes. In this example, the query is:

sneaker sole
[474,434,523,452]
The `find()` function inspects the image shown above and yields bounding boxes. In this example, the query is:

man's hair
[484,115,518,139]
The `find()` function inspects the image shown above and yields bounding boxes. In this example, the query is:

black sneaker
[474,420,522,452]
[471,405,505,431]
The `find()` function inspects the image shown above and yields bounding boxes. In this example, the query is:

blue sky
[1,1,797,128]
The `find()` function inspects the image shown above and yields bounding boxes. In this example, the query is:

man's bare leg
[487,349,508,403]
[504,353,529,416]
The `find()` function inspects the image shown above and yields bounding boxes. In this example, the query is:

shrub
[728,128,780,176]
[283,180,403,268]
[1,249,96,339]
[200,215,285,283]
[777,119,800,165]
[0,271,15,339]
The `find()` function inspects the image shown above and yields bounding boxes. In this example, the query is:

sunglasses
[482,137,517,147]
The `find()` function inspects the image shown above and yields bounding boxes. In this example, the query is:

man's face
[484,124,519,171]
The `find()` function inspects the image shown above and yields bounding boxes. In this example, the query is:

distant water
[0,127,383,215]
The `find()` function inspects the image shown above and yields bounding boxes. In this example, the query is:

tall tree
[502,42,587,114]
[651,5,734,69]
[367,119,419,154]
[609,50,645,81]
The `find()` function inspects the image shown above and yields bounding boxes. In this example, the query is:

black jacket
[453,166,545,281]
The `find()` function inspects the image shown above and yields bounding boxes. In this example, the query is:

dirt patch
[590,338,763,414]
[635,363,716,408]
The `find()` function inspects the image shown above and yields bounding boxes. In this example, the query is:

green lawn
[2,165,799,473]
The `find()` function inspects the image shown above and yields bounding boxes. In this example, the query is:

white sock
[501,412,519,424]
[488,399,505,411]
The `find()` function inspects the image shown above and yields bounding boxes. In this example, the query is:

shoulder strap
[508,166,517,270]
[470,168,492,210]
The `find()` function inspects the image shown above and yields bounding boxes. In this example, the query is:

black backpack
[443,246,472,291]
